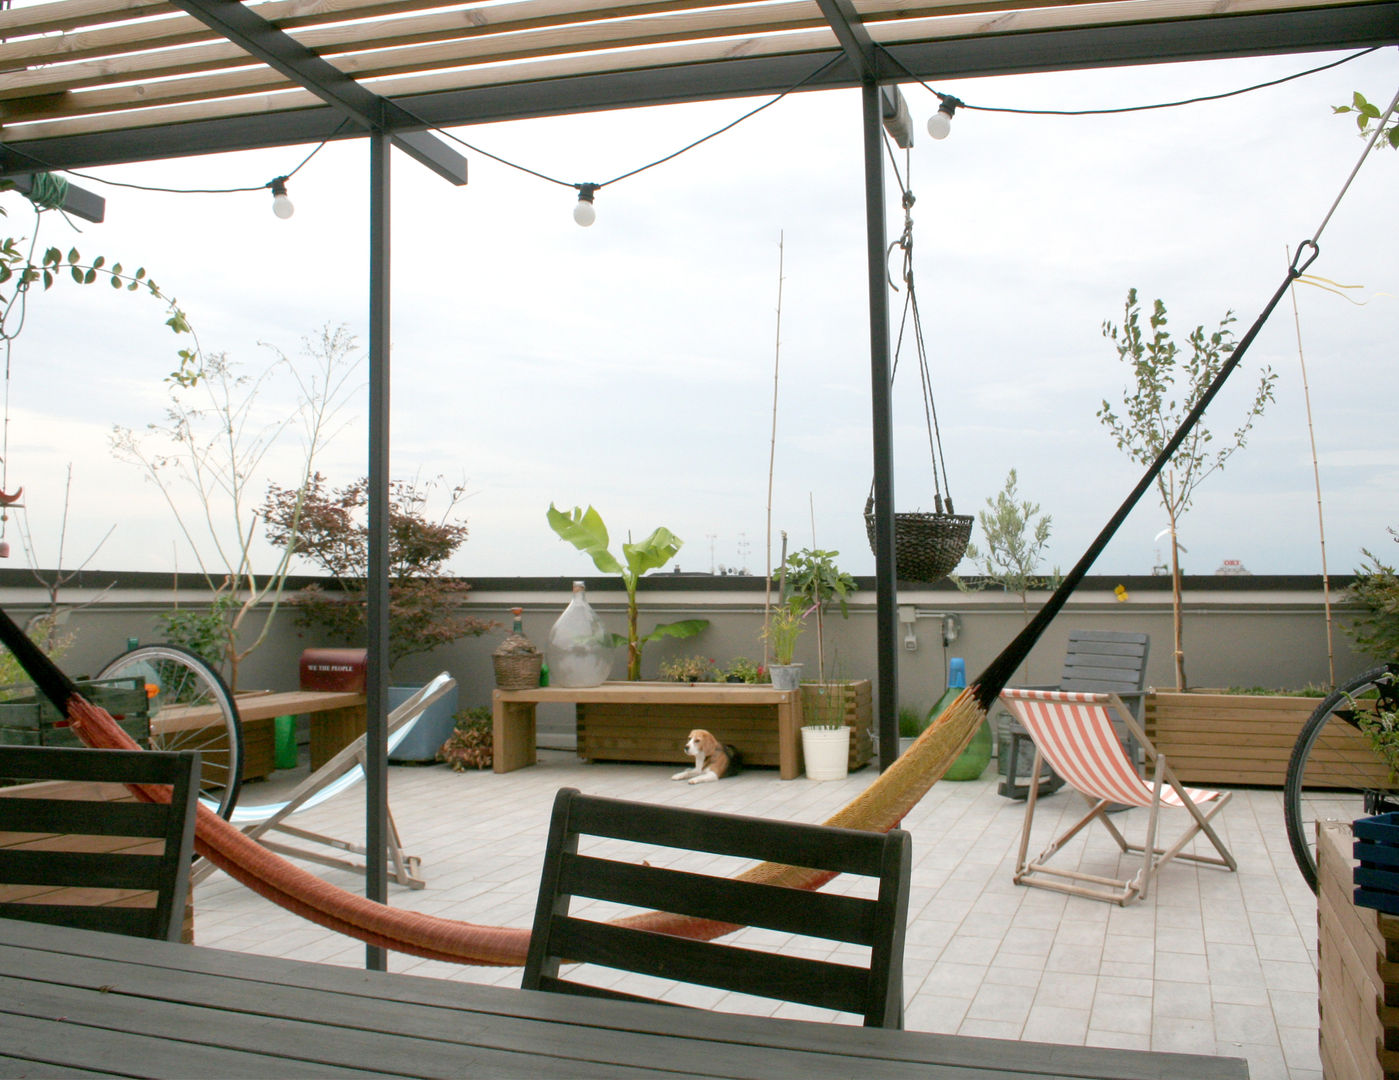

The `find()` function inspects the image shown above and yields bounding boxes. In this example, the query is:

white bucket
[802,725,850,780]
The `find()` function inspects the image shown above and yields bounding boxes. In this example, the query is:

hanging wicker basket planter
[864,496,972,583]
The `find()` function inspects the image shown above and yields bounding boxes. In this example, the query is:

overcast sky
[3,46,1396,585]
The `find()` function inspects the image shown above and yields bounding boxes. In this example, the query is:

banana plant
[547,504,709,679]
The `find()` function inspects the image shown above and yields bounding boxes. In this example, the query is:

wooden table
[0,918,1247,1079]
[154,690,367,779]
[493,682,807,778]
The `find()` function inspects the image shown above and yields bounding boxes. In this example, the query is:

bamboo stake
[1287,246,1336,688]
[763,232,785,667]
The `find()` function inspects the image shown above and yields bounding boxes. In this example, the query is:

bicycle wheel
[97,644,243,819]
[1284,663,1399,892]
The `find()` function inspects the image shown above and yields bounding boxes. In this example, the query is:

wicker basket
[492,652,542,690]
[863,496,973,582]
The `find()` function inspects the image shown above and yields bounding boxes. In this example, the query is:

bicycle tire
[97,644,244,820]
[1284,663,1399,892]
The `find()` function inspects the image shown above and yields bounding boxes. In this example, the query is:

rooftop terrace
[193,749,1321,1080]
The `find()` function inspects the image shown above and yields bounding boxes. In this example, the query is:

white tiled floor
[193,751,1320,1079]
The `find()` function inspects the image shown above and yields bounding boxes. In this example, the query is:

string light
[926,95,961,140]
[573,183,598,227]
[268,176,294,219]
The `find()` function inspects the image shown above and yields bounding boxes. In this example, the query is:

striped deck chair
[999,689,1236,905]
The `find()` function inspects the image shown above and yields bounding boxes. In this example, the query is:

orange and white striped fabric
[1000,689,1221,809]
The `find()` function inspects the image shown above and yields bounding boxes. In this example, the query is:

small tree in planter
[547,504,709,680]
[1099,289,1275,690]
[263,473,493,666]
[775,547,855,682]
[1347,529,1399,663]
[956,469,1055,682]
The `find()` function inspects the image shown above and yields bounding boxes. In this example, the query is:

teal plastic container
[935,658,992,781]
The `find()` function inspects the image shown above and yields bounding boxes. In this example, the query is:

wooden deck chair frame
[523,787,912,1028]
[0,744,201,940]
[193,674,455,890]
[1000,689,1236,905]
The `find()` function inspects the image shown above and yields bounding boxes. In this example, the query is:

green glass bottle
[938,658,992,781]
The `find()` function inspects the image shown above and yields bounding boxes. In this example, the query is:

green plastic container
[936,658,992,781]
[274,714,298,770]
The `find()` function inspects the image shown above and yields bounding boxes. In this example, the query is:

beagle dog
[671,729,742,784]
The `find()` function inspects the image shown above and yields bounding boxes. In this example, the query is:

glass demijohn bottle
[546,581,613,687]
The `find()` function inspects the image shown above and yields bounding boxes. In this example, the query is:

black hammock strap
[972,239,1321,709]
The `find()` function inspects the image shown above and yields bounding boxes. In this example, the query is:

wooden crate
[1318,821,1399,1080]
[799,680,874,771]
[0,678,149,750]
[1143,691,1321,786]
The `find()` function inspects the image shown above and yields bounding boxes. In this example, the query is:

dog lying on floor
[671,729,742,784]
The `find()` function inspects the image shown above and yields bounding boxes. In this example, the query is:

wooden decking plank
[0,1009,384,1078]
[0,923,1247,1079]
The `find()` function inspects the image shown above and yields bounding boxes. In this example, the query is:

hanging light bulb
[573,183,598,227]
[926,95,961,140]
[269,176,295,219]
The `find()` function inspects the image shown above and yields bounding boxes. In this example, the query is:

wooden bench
[155,690,367,780]
[494,682,812,779]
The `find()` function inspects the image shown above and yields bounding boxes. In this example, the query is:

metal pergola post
[365,131,392,971]
[860,83,900,771]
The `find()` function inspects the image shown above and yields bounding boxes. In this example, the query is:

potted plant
[721,657,764,684]
[762,601,806,690]
[801,678,852,780]
[776,548,856,682]
[657,655,716,684]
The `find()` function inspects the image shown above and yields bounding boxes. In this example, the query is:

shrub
[437,707,492,771]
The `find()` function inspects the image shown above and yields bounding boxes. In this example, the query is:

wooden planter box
[1143,690,1320,786]
[573,680,872,773]
[0,678,150,750]
[1318,821,1399,1080]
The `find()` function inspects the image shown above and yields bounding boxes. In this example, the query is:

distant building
[1216,559,1252,576]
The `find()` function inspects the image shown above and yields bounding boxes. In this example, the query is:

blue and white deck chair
[194,674,455,890]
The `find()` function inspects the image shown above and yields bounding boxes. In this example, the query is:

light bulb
[573,183,598,227]
[270,177,294,219]
[927,96,961,140]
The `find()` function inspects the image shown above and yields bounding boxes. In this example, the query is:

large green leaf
[547,504,623,575]
[639,618,710,644]
[622,526,683,582]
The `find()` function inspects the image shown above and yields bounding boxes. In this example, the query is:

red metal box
[299,648,368,693]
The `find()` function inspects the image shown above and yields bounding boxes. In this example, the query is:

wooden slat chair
[1000,629,1151,800]
[999,689,1235,905]
[522,787,911,1028]
[0,744,200,940]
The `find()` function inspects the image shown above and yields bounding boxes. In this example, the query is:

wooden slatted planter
[570,680,872,774]
[1318,821,1399,1080]
[1143,691,1321,786]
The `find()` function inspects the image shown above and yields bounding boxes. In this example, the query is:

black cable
[881,45,1381,118]
[58,119,351,195]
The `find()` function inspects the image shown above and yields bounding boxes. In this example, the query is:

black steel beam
[2,3,1393,175]
[5,174,104,222]
[815,0,879,78]
[166,0,467,185]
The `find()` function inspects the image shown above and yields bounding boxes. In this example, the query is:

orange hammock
[59,682,986,967]
[1,243,1313,967]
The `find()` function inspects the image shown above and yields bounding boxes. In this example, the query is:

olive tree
[1099,290,1276,689]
